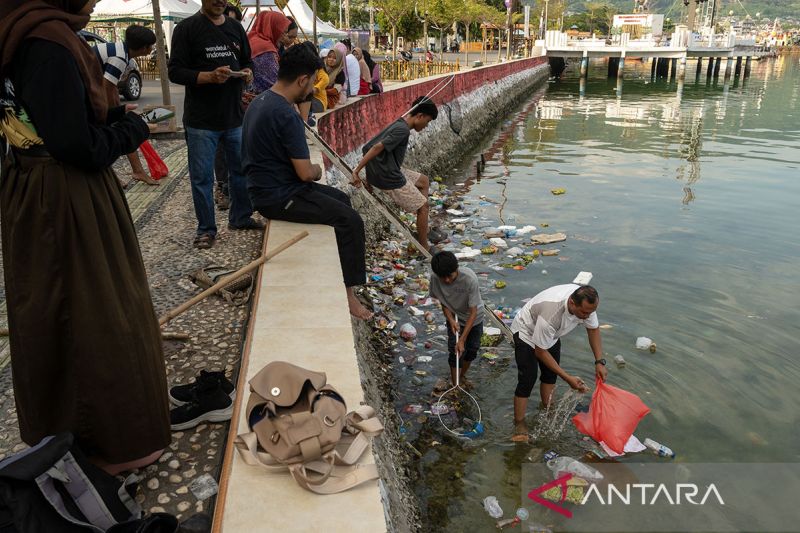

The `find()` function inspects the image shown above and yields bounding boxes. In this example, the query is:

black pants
[255,183,366,287]
[214,141,228,195]
[447,322,483,367]
[514,333,561,398]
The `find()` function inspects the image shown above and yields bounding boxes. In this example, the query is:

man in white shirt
[510,284,608,442]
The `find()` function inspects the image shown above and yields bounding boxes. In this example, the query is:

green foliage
[567,0,800,20]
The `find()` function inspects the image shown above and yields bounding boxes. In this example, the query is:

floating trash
[635,336,655,351]
[399,323,417,340]
[550,188,566,195]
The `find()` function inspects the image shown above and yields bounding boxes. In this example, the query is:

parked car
[79,29,143,101]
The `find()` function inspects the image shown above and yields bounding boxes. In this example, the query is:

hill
[568,0,800,21]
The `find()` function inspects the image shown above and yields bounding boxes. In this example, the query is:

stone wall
[315,57,551,533]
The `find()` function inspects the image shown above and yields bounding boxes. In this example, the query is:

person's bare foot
[511,420,529,443]
[347,290,373,320]
[132,171,161,186]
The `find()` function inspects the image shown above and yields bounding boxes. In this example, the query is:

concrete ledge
[213,183,386,530]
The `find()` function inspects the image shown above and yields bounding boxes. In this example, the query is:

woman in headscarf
[362,49,383,94]
[311,48,330,114]
[324,47,346,109]
[352,47,372,95]
[247,10,291,94]
[0,0,169,473]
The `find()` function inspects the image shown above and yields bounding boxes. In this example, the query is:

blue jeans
[185,126,253,236]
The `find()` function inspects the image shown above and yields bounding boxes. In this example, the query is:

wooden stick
[161,331,190,341]
[158,231,309,326]
[305,128,516,346]
[304,125,432,260]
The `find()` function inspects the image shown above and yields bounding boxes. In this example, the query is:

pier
[542,23,773,88]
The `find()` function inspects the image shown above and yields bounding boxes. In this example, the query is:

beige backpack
[234,361,384,494]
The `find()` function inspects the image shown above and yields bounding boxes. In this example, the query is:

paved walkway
[0,140,265,522]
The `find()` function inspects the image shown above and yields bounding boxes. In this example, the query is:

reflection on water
[409,55,800,531]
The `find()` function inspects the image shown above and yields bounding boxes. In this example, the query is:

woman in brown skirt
[0,0,170,473]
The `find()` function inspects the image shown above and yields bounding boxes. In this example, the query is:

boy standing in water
[429,251,484,388]
[351,96,438,252]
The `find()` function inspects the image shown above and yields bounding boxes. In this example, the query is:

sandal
[193,234,215,249]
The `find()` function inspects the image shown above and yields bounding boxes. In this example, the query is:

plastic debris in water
[614,354,626,368]
[483,496,503,519]
[189,473,219,501]
[481,246,498,255]
[550,188,566,195]
[399,323,417,340]
[495,281,507,289]
[430,404,450,415]
[635,337,655,351]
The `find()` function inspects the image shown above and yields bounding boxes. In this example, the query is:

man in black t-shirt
[242,43,372,320]
[168,0,260,249]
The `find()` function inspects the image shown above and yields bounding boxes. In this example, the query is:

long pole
[151,0,171,105]
[158,231,309,326]
[313,0,318,44]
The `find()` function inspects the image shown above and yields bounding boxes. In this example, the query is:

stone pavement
[0,138,264,522]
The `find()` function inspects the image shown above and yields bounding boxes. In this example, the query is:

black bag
[0,433,177,533]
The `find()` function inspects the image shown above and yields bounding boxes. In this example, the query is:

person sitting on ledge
[242,43,372,320]
[351,96,438,252]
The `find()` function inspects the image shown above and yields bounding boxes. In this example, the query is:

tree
[584,2,608,36]
[374,0,411,58]
[458,0,486,63]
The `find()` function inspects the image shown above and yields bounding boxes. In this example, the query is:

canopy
[281,0,346,38]
[92,0,201,22]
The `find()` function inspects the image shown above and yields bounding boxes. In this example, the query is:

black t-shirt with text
[168,13,253,130]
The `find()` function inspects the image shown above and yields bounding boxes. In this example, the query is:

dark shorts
[514,333,561,398]
[447,322,483,367]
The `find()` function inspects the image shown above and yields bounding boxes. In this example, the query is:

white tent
[93,0,201,21]
[241,0,346,40]
[282,0,346,38]
[92,0,201,50]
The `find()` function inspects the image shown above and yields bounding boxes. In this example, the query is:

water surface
[395,55,800,531]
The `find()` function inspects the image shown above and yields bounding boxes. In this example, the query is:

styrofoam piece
[573,271,593,285]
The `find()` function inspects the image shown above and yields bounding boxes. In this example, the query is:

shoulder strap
[234,405,384,495]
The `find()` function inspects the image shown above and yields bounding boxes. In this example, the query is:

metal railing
[138,57,159,80]
[379,59,461,82]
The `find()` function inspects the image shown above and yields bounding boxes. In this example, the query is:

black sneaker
[169,384,233,431]
[169,370,236,407]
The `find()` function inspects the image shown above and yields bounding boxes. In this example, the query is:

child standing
[429,251,484,388]
[351,96,438,251]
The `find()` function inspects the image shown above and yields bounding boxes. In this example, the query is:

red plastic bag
[573,378,650,454]
[139,140,168,180]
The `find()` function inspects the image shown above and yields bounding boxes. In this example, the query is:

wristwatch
[594,358,607,366]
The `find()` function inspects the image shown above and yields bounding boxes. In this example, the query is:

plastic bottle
[644,438,676,458]
[496,517,520,529]
[483,496,503,519]
[546,456,604,482]
[515,508,530,520]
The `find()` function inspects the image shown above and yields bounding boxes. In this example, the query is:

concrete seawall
[317,57,551,532]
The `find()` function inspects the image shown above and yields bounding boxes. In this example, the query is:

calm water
[403,55,800,531]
